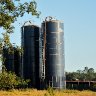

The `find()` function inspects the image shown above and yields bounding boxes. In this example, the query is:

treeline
[0,66,96,90]
[66,67,96,90]
[66,67,96,81]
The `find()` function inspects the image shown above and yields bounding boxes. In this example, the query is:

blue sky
[1,0,96,72]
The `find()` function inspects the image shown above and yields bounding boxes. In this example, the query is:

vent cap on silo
[45,16,57,22]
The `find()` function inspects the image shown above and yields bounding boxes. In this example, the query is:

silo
[3,47,14,72]
[21,22,40,88]
[42,17,65,89]
[3,46,21,76]
[14,47,21,76]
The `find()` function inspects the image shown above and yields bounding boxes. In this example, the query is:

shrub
[0,70,29,90]
[16,77,30,89]
[90,83,96,91]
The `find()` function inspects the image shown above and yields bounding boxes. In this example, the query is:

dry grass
[0,89,96,96]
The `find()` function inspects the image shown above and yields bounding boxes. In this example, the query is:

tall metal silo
[42,17,66,89]
[21,22,40,88]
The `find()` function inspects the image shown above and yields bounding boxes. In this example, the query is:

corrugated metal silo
[42,17,66,89]
[21,22,40,88]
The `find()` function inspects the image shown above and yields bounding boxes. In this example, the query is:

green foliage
[16,77,30,89]
[0,0,40,57]
[66,67,96,81]
[0,71,17,90]
[0,38,3,54]
[0,70,29,90]
[2,32,11,47]
[66,72,80,81]
[66,67,96,90]
[0,0,40,32]
[90,83,96,91]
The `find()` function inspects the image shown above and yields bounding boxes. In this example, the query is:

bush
[16,77,30,89]
[0,70,29,90]
[90,83,96,91]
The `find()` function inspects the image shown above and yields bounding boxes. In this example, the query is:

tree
[0,1,40,89]
[0,0,40,32]
[0,0,40,56]
[66,67,96,81]
[88,68,94,73]
[66,72,80,81]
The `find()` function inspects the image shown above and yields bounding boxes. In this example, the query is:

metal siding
[42,21,65,89]
[14,48,21,76]
[3,51,14,72]
[21,25,40,88]
[3,47,20,76]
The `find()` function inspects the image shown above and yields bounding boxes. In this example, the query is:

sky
[1,0,96,72]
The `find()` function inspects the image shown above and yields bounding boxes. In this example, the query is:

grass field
[0,89,96,96]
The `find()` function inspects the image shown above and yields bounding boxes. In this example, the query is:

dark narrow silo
[3,46,21,76]
[21,22,40,88]
[14,47,21,76]
[3,47,14,72]
[42,17,66,89]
